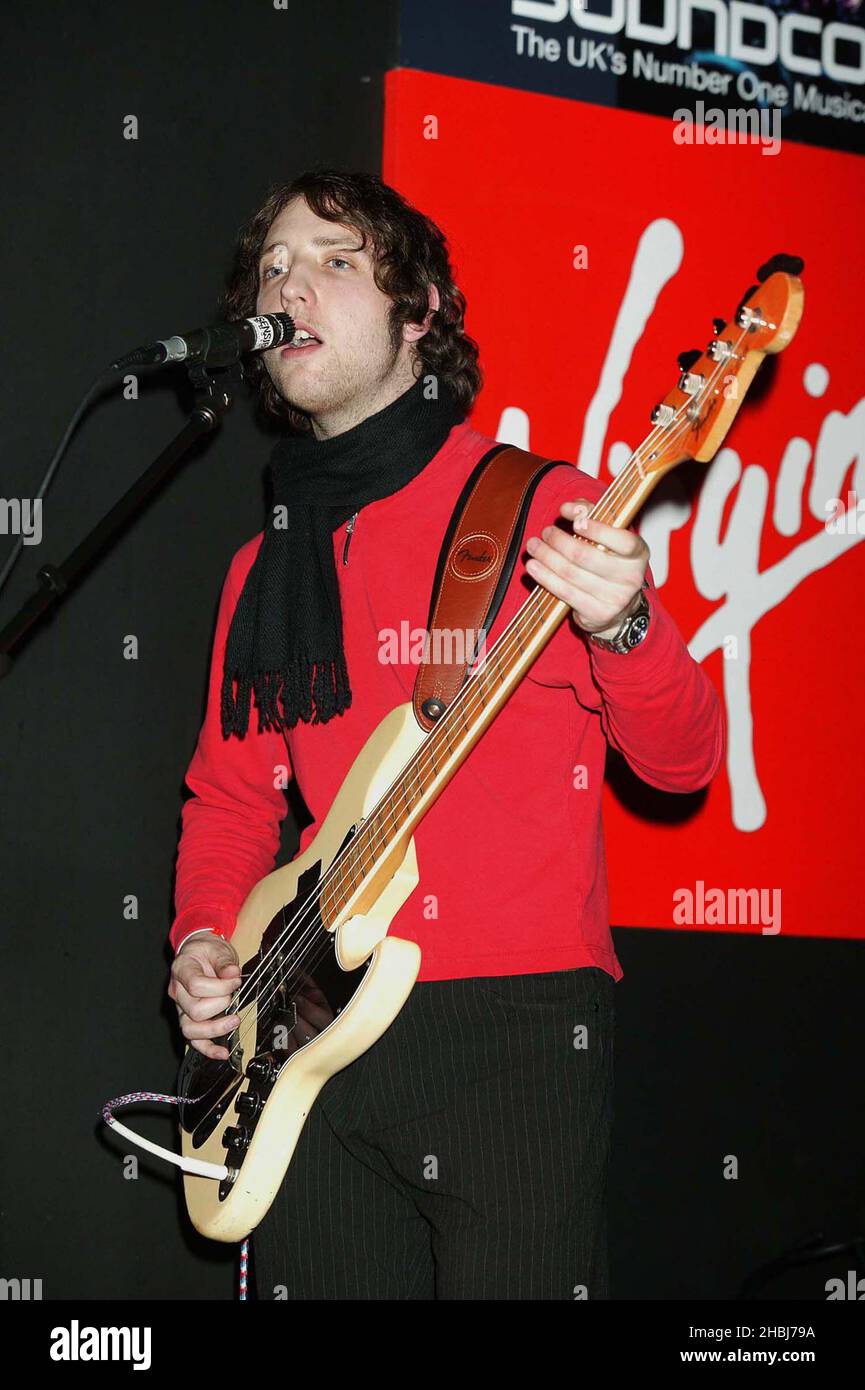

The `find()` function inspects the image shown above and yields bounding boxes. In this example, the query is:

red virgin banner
[383,67,864,939]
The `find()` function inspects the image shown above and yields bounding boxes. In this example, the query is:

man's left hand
[525,498,650,640]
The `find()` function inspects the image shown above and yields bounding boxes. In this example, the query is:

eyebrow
[258,235,365,262]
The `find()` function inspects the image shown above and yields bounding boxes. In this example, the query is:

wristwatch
[589,587,651,654]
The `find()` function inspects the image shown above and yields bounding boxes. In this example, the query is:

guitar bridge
[227,1028,245,1072]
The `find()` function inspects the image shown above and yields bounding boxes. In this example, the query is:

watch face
[627,614,650,647]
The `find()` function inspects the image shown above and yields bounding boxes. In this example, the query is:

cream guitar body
[179,702,428,1243]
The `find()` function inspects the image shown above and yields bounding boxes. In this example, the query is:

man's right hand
[168,934,243,1061]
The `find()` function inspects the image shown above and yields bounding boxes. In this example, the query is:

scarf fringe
[221,652,352,739]
[220,378,465,742]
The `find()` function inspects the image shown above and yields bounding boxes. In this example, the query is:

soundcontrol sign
[399,0,865,154]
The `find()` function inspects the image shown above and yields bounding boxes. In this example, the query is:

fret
[321,879,333,920]
[452,698,471,730]
[343,845,360,889]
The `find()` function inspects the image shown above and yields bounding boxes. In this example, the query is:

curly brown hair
[220,168,482,433]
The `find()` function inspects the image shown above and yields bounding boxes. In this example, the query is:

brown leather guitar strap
[412,444,574,733]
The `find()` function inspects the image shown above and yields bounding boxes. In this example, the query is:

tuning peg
[651,403,675,427]
[677,348,701,372]
[757,252,804,282]
[712,318,726,336]
[736,303,765,330]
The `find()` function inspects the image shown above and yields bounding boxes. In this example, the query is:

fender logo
[457,544,493,565]
[449,532,500,581]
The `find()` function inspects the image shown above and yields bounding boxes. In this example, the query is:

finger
[558,498,599,540]
[526,560,613,627]
[172,978,239,1019]
[526,537,634,612]
[189,1037,233,1061]
[174,982,238,1022]
[566,507,645,557]
[180,1012,241,1042]
[564,526,645,581]
[171,973,239,1006]
[172,967,242,999]
[559,499,643,557]
[531,526,639,586]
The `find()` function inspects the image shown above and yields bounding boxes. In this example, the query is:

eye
[261,264,285,282]
[327,258,352,270]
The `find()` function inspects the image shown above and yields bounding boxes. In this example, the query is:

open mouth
[280,329,323,356]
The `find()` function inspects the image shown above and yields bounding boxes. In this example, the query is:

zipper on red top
[342,511,358,566]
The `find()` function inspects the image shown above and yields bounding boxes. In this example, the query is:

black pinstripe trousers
[253,964,615,1300]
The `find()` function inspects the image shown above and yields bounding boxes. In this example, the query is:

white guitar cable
[101,1091,229,1180]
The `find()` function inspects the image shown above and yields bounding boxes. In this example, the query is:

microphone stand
[0,362,236,678]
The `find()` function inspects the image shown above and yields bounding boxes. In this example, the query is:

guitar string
[187,325,750,1094]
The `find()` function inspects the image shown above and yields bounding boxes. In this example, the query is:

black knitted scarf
[220,374,465,738]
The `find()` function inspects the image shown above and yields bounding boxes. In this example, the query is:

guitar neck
[324,449,666,921]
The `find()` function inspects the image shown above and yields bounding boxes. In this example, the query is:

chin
[272,368,326,413]
[283,373,358,415]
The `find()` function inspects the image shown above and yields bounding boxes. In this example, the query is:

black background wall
[1,0,861,1301]
[1,0,398,1301]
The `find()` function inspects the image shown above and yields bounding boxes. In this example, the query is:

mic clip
[186,360,239,423]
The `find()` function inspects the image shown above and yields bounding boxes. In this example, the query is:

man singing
[167,169,724,1300]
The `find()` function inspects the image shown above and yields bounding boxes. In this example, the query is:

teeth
[291,329,316,344]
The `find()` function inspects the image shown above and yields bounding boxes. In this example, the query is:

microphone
[111,313,296,371]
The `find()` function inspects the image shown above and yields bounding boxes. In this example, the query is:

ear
[403,283,441,343]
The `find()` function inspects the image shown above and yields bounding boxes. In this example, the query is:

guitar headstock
[642,264,804,477]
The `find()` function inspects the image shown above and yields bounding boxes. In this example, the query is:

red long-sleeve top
[169,420,724,981]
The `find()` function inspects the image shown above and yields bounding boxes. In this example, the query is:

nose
[277,263,313,312]
[258,275,307,318]
[280,284,305,314]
